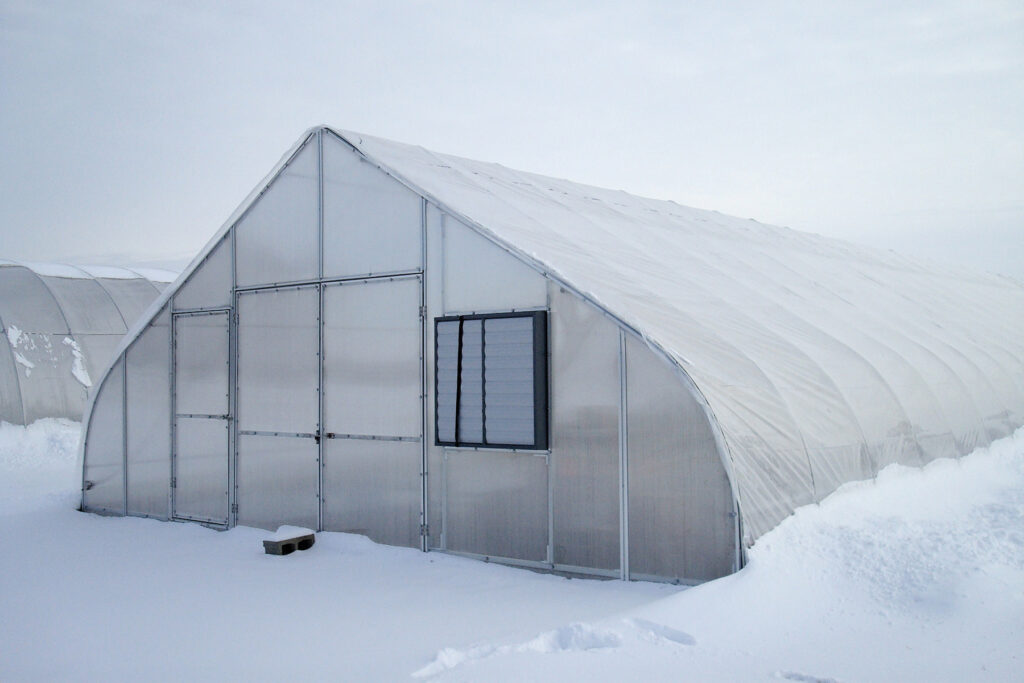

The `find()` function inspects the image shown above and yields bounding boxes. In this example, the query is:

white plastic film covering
[340,129,1024,543]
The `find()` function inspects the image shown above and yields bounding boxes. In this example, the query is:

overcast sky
[2,0,1021,277]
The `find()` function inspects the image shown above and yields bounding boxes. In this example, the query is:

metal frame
[434,310,549,451]
[170,307,231,527]
[618,329,630,580]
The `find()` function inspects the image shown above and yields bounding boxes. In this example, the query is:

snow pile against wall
[417,427,1024,682]
[0,261,173,424]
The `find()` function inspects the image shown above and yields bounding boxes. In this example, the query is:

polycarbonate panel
[323,439,421,548]
[173,235,232,310]
[174,417,229,523]
[237,287,319,434]
[237,434,318,530]
[446,451,548,561]
[126,317,171,518]
[483,316,534,446]
[443,217,546,313]
[174,312,229,416]
[323,278,421,437]
[0,265,69,333]
[550,289,620,570]
[96,277,161,325]
[82,358,124,514]
[16,332,85,422]
[235,138,319,286]
[626,336,735,581]
[39,276,126,333]
[322,133,422,278]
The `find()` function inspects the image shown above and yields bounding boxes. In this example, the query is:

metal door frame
[170,308,232,525]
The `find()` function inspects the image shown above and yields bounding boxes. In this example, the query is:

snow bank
[423,428,1024,681]
[1,421,1021,681]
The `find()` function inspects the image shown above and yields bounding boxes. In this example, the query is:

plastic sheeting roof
[0,260,172,424]
[333,128,1024,544]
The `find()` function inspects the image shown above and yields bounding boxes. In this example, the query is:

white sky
[2,0,1021,277]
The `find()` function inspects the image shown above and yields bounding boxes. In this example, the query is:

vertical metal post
[618,329,629,580]
[316,129,325,532]
[419,197,428,552]
[121,356,128,517]
[230,225,240,528]
[169,312,177,520]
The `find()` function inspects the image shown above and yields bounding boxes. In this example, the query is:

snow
[1,420,1021,681]
[268,524,314,541]
[62,336,91,387]
[7,323,24,347]
[75,264,145,279]
[8,261,89,278]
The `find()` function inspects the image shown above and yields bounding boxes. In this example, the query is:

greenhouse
[0,261,171,425]
[80,126,1024,583]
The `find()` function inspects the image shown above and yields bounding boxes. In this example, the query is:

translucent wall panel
[550,290,620,571]
[322,133,422,278]
[174,312,229,416]
[236,139,319,287]
[173,235,232,310]
[446,451,548,561]
[126,312,170,518]
[323,439,421,548]
[40,276,126,333]
[323,278,421,437]
[237,434,318,530]
[174,417,229,524]
[237,287,319,434]
[443,217,546,313]
[96,277,161,325]
[82,358,124,514]
[626,336,734,581]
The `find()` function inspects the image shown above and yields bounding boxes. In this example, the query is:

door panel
[172,311,229,523]
[236,286,320,529]
[322,277,422,546]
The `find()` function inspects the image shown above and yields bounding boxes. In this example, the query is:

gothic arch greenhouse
[79,126,1024,583]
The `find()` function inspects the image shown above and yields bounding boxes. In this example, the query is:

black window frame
[434,310,549,450]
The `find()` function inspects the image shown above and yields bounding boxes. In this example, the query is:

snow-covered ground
[1,421,1021,681]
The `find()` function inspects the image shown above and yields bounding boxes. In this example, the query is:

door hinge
[170,477,176,488]
[420,523,429,537]
[419,305,427,319]
[231,503,239,514]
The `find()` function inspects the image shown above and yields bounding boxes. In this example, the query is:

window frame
[434,310,549,451]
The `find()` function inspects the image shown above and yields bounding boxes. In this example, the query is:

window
[435,311,548,450]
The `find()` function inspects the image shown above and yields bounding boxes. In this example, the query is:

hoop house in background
[0,260,173,425]
[79,126,1024,584]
